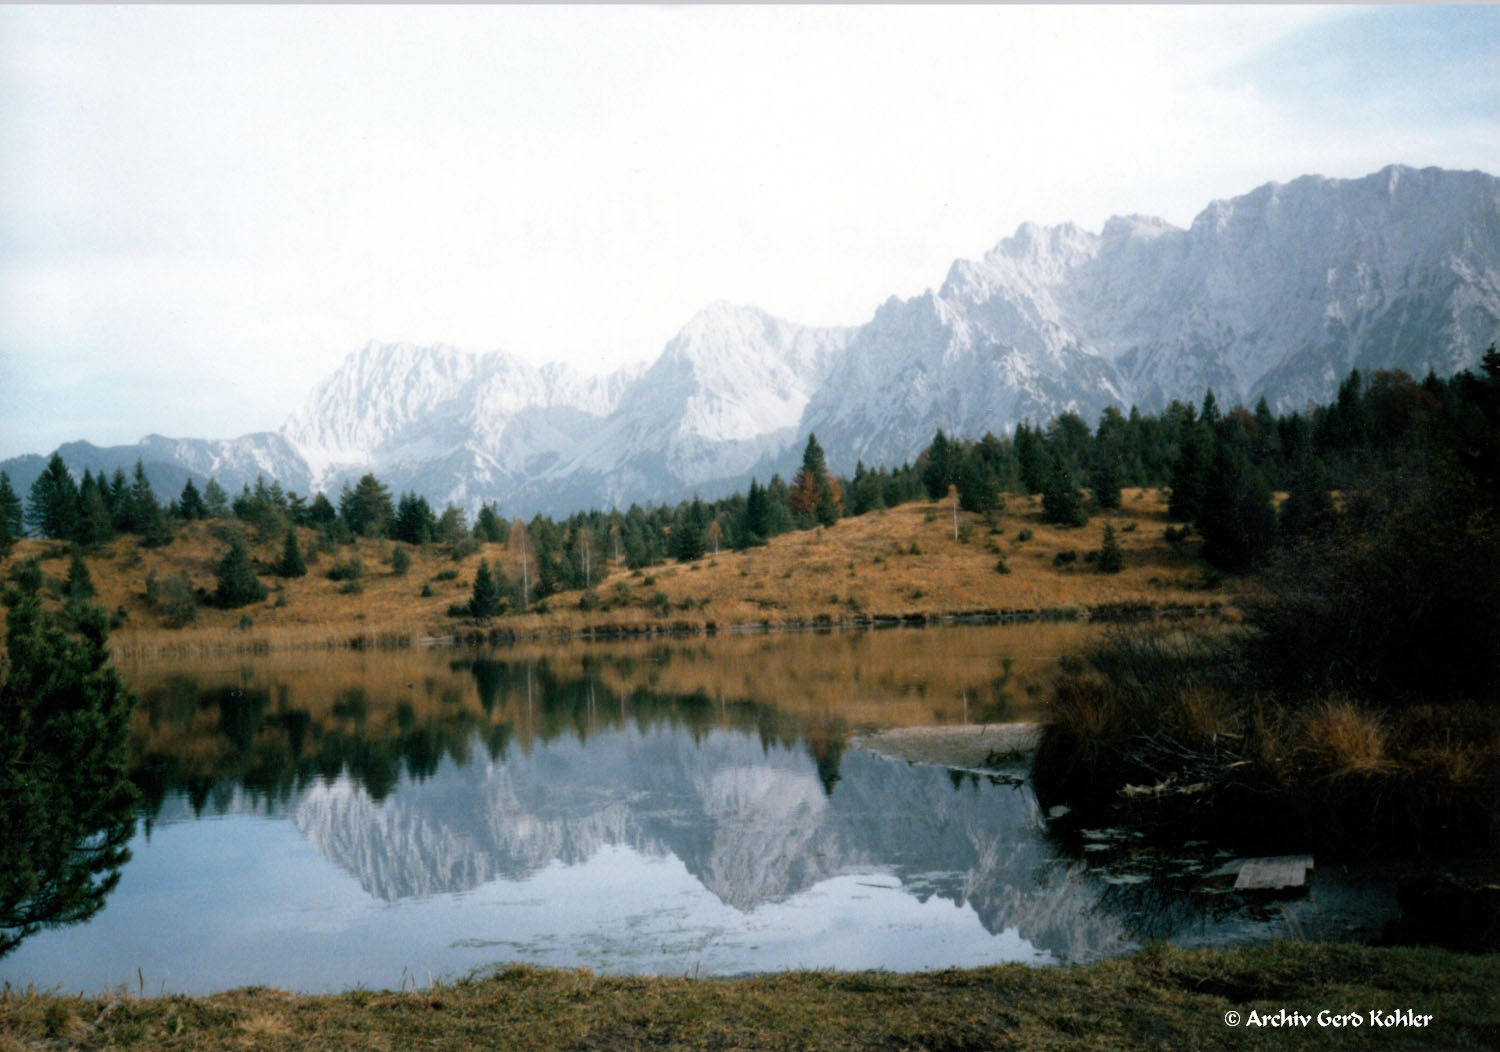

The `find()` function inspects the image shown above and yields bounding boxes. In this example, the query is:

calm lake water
[2,625,1400,994]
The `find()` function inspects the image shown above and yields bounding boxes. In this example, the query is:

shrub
[1016,528,1034,543]
[434,569,458,582]
[156,572,198,628]
[995,556,1011,575]
[647,591,671,617]
[578,589,601,612]
[213,538,267,608]
[391,545,411,576]
[326,556,365,582]
[1052,549,1077,567]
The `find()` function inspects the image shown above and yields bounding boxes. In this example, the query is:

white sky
[2,4,1497,459]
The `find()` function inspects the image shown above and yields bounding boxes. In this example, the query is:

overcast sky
[2,4,1497,460]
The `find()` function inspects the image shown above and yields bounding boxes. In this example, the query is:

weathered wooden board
[1231,855,1315,891]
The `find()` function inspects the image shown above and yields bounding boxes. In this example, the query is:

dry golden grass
[1298,697,1393,777]
[3,943,1499,1052]
[1,489,1239,659]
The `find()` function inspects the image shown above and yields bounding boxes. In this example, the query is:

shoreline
[3,943,1494,1050]
[106,599,1232,660]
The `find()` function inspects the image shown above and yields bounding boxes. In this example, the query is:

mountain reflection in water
[0,630,1399,994]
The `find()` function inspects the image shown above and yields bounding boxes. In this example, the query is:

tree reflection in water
[0,593,137,956]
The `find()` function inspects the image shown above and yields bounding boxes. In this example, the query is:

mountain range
[7,164,1498,518]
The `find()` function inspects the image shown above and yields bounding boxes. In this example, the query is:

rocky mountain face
[9,165,1498,517]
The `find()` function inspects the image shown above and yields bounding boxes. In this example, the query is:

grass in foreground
[2,943,1496,1051]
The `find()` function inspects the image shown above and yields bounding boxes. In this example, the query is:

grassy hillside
[3,489,1242,658]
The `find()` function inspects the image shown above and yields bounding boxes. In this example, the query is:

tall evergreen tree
[274,528,307,578]
[177,478,206,521]
[1197,443,1278,573]
[671,499,707,562]
[26,455,81,542]
[0,472,20,557]
[1278,454,1337,546]
[339,474,394,538]
[202,477,229,519]
[789,434,841,524]
[64,547,95,601]
[1168,415,1213,524]
[0,591,138,956]
[474,503,508,544]
[468,559,502,620]
[392,492,437,545]
[954,453,998,515]
[1014,423,1049,494]
[1041,453,1088,527]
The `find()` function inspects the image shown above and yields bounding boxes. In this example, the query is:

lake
[0,625,1400,994]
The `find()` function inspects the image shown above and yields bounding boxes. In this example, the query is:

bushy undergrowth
[1033,625,1500,857]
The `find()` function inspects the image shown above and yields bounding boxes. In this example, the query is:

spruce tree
[65,546,95,600]
[671,499,707,562]
[955,455,998,515]
[1278,454,1337,546]
[1014,423,1049,494]
[1041,454,1088,527]
[1168,417,1213,524]
[202,477,229,519]
[0,591,137,955]
[25,454,81,541]
[0,472,24,557]
[468,559,501,620]
[339,474,394,538]
[177,478,206,521]
[274,528,307,578]
[474,503,508,544]
[212,538,268,608]
[1197,443,1278,573]
[1097,521,1124,574]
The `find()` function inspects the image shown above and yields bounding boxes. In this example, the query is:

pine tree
[1097,522,1124,574]
[1278,454,1337,546]
[790,434,841,524]
[743,478,772,543]
[393,492,437,544]
[202,477,229,519]
[0,591,137,955]
[65,547,95,600]
[1197,443,1278,573]
[274,528,307,578]
[177,479,206,521]
[212,538,268,608]
[1168,416,1213,524]
[25,454,81,541]
[123,461,160,535]
[955,454,998,515]
[671,499,707,562]
[1041,454,1088,527]
[474,503,508,544]
[468,559,501,620]
[1014,423,1049,494]
[0,471,21,556]
[920,430,958,500]
[339,474,394,538]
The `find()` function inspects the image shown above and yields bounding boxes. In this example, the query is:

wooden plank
[1235,857,1313,890]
